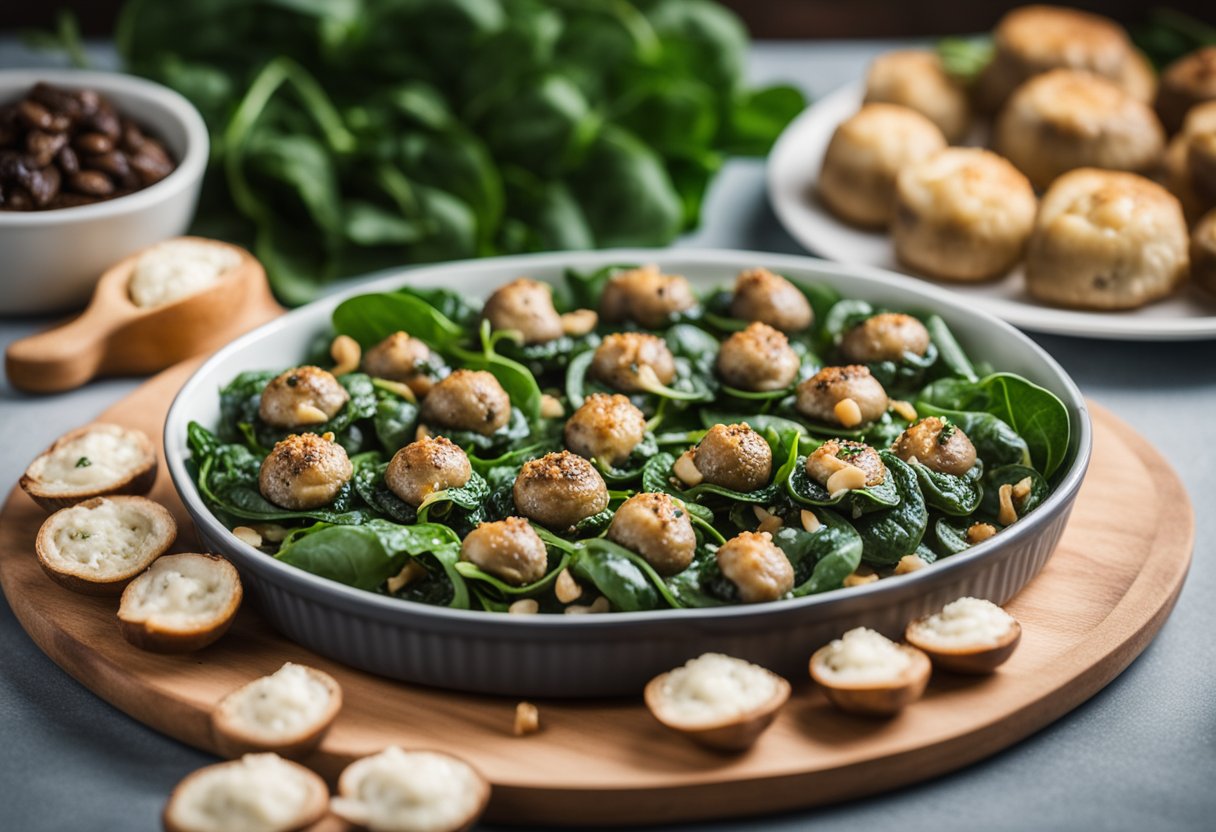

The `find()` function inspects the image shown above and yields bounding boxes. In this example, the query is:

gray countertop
[2,39,1214,832]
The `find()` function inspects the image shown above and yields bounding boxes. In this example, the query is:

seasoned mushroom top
[729,267,813,333]
[806,439,887,489]
[482,277,564,344]
[460,517,549,586]
[839,313,931,364]
[385,436,472,507]
[564,393,647,467]
[258,366,349,429]
[715,531,794,604]
[590,332,676,393]
[600,264,697,328]
[692,423,773,493]
[892,417,978,477]
[259,433,352,511]
[362,331,443,396]
[420,369,511,436]
[513,451,609,530]
[607,492,696,576]
[717,322,800,392]
[795,365,889,427]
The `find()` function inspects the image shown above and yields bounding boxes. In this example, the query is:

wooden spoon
[5,237,282,393]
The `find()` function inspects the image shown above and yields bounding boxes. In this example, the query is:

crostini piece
[1025,168,1190,310]
[330,746,490,832]
[118,553,242,653]
[211,663,343,759]
[644,653,791,752]
[905,596,1022,674]
[162,753,328,832]
[809,627,931,716]
[35,496,175,595]
[20,423,157,512]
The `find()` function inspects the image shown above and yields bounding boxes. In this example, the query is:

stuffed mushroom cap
[716,322,800,392]
[892,417,978,477]
[691,423,772,493]
[1025,168,1190,310]
[482,277,564,344]
[864,49,971,142]
[817,103,947,229]
[420,369,511,436]
[729,267,814,333]
[599,264,697,328]
[1185,103,1216,203]
[258,366,349,429]
[993,69,1165,191]
[795,365,888,426]
[977,5,1151,113]
[258,433,352,511]
[384,436,472,507]
[590,332,676,393]
[806,440,887,489]
[715,531,794,604]
[1189,209,1216,296]
[893,147,1037,282]
[1156,46,1216,134]
[460,517,548,586]
[607,492,696,576]
[513,451,609,530]
[564,393,647,467]
[361,332,443,396]
[839,313,930,364]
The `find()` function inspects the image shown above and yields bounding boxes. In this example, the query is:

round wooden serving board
[0,362,1193,827]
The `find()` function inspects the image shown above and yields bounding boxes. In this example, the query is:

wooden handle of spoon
[5,311,114,394]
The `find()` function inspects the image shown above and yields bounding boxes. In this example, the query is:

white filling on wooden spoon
[129,240,241,308]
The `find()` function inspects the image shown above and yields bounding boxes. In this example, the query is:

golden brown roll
[993,69,1165,191]
[1191,209,1216,295]
[1164,134,1212,226]
[892,148,1037,281]
[863,50,971,143]
[817,103,946,229]
[1025,168,1190,309]
[977,5,1153,113]
[1156,46,1216,134]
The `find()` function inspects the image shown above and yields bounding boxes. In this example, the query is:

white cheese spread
[914,597,1015,648]
[818,627,911,683]
[331,747,483,832]
[124,555,233,628]
[228,663,332,739]
[46,498,156,575]
[656,653,779,727]
[30,425,147,494]
[170,754,317,832]
[129,240,240,308]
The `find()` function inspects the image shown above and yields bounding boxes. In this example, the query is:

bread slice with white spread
[118,553,242,653]
[211,662,342,759]
[21,423,157,511]
[35,495,175,595]
[162,753,327,832]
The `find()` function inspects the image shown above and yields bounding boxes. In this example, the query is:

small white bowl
[0,69,208,315]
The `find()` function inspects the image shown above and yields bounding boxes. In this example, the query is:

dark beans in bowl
[0,82,176,211]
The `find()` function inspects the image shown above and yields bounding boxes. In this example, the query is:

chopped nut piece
[232,526,262,548]
[414,424,431,441]
[540,394,565,419]
[843,569,879,588]
[800,509,822,533]
[673,450,703,487]
[894,554,928,575]
[555,568,583,604]
[387,561,426,593]
[508,598,539,615]
[514,702,541,736]
[1011,476,1033,504]
[374,379,417,403]
[560,309,598,336]
[330,335,361,376]
[967,522,998,544]
[997,483,1018,526]
[565,596,610,615]
[890,399,918,422]
[294,403,330,425]
[834,397,864,428]
[753,506,784,535]
[826,464,867,498]
[252,523,291,543]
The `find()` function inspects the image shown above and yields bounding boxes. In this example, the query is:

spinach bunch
[116,0,805,304]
